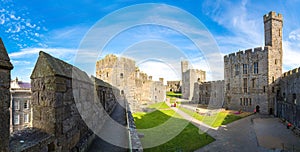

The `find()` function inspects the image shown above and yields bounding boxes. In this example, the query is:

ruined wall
[277,68,300,130]
[196,80,224,108]
[181,61,206,100]
[166,80,181,93]
[96,54,166,112]
[0,38,13,152]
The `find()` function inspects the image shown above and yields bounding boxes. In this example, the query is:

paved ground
[87,102,128,152]
[171,102,300,152]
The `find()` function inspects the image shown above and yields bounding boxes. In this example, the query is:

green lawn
[166,91,182,98]
[133,103,215,151]
[148,102,170,109]
[179,106,246,128]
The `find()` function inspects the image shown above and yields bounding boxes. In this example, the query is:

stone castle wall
[277,67,300,130]
[96,54,165,112]
[0,38,14,152]
[224,11,283,114]
[195,80,224,108]
[181,61,206,100]
[8,51,137,151]
[166,80,181,92]
[224,47,270,113]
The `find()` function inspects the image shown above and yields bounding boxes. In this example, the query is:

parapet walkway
[87,102,129,152]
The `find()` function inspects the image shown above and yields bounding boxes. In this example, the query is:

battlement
[224,46,268,59]
[263,11,283,23]
[283,67,300,77]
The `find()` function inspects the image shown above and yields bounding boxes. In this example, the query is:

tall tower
[264,11,283,114]
[181,61,188,76]
[264,11,283,49]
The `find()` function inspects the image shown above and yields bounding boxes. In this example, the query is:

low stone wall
[127,105,143,151]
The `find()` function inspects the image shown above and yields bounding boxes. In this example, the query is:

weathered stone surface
[96,54,165,112]
[277,67,300,131]
[223,11,283,114]
[0,38,13,152]
[181,61,206,100]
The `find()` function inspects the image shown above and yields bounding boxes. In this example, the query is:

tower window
[243,78,247,93]
[243,64,248,74]
[106,72,109,77]
[293,94,297,104]
[253,62,258,74]
[120,73,123,78]
[235,64,239,75]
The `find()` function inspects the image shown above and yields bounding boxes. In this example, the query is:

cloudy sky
[1,0,300,82]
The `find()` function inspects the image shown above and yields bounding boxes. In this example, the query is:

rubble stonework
[194,80,225,108]
[224,11,283,114]
[277,67,300,130]
[181,61,206,100]
[0,38,13,152]
[166,80,181,92]
[96,54,166,112]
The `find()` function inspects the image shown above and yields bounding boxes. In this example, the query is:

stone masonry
[224,11,283,114]
[181,61,206,100]
[96,54,165,112]
[0,38,13,152]
[166,80,181,93]
[277,67,300,130]
[194,80,225,108]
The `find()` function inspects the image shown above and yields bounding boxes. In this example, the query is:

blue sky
[1,0,300,82]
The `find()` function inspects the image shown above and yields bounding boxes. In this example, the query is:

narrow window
[249,98,252,106]
[246,98,248,106]
[14,114,20,125]
[24,100,29,109]
[243,64,248,74]
[24,114,29,123]
[240,98,243,106]
[253,62,258,74]
[252,79,255,88]
[235,64,239,75]
[121,90,124,95]
[283,93,286,102]
[263,86,266,93]
[272,76,275,83]
[227,83,230,90]
[106,72,109,77]
[120,73,123,79]
[293,93,297,104]
[14,100,19,110]
[243,78,247,93]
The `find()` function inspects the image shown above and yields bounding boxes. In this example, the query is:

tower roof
[0,38,13,70]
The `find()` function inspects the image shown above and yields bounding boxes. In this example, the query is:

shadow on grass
[133,109,215,151]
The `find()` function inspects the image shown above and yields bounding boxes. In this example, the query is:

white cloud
[289,29,300,41]
[283,40,300,72]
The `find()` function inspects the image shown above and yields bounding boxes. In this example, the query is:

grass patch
[179,106,248,128]
[166,91,182,98]
[133,104,214,151]
[148,102,169,109]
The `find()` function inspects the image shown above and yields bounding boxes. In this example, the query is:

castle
[96,54,166,111]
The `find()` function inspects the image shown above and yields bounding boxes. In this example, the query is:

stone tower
[181,60,188,75]
[264,11,283,114]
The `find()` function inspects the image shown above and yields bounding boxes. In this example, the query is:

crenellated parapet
[282,67,300,78]
[263,11,283,23]
[224,46,269,61]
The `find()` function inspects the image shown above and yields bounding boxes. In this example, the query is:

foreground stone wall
[0,38,13,152]
[277,68,300,130]
[10,51,119,151]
